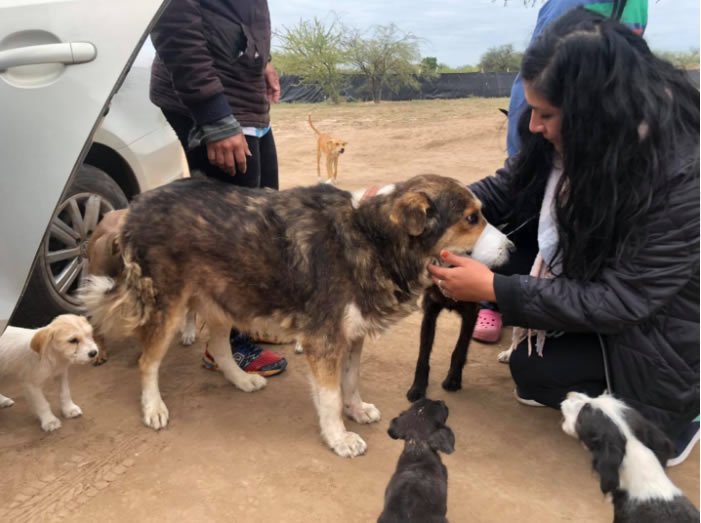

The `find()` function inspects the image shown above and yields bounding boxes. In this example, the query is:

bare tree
[274,16,348,103]
[345,24,422,103]
[479,44,523,72]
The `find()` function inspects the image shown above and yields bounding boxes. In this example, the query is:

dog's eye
[69,337,79,344]
[465,213,478,225]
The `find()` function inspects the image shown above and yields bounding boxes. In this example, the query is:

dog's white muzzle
[471,223,514,268]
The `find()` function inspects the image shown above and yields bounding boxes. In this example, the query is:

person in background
[472,0,648,345]
[431,8,699,466]
[149,0,287,377]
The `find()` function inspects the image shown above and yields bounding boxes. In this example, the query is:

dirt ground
[0,98,698,522]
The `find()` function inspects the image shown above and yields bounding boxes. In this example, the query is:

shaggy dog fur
[561,392,699,522]
[0,315,98,431]
[378,399,455,523]
[86,209,199,365]
[308,115,348,184]
[79,174,509,457]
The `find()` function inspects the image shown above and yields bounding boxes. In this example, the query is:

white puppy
[0,314,98,431]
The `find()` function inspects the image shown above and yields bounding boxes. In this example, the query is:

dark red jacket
[150,0,272,128]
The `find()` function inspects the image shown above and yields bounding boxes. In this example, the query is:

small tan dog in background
[0,314,98,431]
[308,115,348,184]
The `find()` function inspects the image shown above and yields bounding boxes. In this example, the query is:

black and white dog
[378,399,455,523]
[561,392,699,523]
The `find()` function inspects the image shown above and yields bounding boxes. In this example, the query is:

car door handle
[0,42,96,71]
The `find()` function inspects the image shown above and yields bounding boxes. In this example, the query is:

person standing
[149,0,287,376]
[506,0,648,157]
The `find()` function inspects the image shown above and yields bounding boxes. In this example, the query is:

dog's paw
[0,396,15,408]
[498,349,512,363]
[41,416,62,432]
[294,341,304,354]
[345,402,381,424]
[406,386,426,403]
[180,329,197,346]
[142,398,169,430]
[62,403,83,418]
[330,431,367,458]
[234,373,267,393]
[442,375,462,392]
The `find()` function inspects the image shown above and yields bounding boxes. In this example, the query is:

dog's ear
[391,192,432,236]
[388,416,405,440]
[30,327,52,357]
[577,404,625,494]
[623,407,674,466]
[429,426,455,454]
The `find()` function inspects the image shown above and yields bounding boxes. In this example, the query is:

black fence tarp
[280,69,700,103]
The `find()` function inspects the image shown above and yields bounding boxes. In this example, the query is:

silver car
[0,0,180,332]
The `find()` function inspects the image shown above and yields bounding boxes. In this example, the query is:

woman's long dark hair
[510,8,699,281]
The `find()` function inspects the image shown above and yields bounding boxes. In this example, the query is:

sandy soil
[0,98,697,522]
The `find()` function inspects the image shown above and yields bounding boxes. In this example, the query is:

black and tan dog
[308,114,348,184]
[79,175,510,457]
[378,399,455,523]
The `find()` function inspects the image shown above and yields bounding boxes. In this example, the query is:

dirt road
[1,99,697,522]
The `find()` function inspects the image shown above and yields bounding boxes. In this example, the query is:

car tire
[11,164,129,328]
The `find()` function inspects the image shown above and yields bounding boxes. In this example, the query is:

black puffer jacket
[470,151,700,440]
[150,0,271,127]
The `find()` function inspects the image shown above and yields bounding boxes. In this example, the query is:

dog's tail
[308,114,321,135]
[78,246,157,339]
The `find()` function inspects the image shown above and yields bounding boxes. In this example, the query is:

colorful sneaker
[201,333,287,377]
[667,416,700,467]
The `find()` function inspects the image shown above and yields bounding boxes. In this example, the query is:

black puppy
[378,399,455,523]
[407,286,478,402]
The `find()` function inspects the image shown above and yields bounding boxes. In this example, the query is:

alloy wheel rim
[42,192,115,306]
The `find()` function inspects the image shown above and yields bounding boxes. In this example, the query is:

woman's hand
[427,250,497,302]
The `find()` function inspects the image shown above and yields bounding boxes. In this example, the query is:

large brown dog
[79,175,510,457]
[308,115,347,184]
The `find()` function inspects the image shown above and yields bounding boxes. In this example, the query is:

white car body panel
[0,0,168,332]
[94,66,186,192]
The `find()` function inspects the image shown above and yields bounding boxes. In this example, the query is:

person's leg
[508,332,606,409]
[258,129,279,190]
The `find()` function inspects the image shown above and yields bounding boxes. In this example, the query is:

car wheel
[11,164,129,328]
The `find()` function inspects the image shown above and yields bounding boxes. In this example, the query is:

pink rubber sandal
[472,308,502,343]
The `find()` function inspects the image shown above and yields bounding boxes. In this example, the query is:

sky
[267,0,700,67]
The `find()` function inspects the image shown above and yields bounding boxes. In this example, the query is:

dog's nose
[88,350,97,358]
[340,148,344,153]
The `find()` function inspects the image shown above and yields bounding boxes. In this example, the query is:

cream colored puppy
[0,315,98,431]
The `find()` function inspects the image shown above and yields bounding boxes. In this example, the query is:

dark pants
[163,109,279,190]
[509,333,606,408]
[498,220,606,408]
